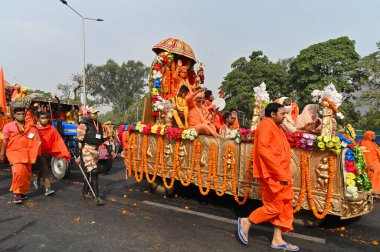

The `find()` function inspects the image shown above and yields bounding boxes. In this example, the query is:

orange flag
[0,67,7,113]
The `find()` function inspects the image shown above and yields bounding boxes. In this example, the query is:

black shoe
[93,197,105,206]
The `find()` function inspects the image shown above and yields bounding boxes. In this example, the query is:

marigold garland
[127,134,137,178]
[229,144,251,205]
[197,144,213,196]
[133,135,146,182]
[160,139,177,189]
[212,143,228,196]
[322,98,339,114]
[144,136,161,183]
[305,153,335,219]
[177,140,198,186]
[293,152,307,213]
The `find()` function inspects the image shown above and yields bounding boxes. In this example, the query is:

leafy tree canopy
[220,51,291,125]
[88,59,149,113]
[289,36,362,106]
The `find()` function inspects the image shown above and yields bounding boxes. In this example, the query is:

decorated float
[123,38,374,220]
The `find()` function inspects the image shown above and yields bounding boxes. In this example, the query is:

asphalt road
[0,159,379,252]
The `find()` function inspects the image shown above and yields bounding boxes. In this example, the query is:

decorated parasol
[152,38,196,63]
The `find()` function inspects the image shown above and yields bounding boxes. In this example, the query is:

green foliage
[356,107,380,130]
[98,98,145,126]
[220,51,291,123]
[88,59,149,113]
[29,89,52,98]
[289,37,362,106]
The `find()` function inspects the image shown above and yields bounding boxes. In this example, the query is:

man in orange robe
[0,107,40,204]
[33,112,71,195]
[358,131,380,195]
[204,90,222,131]
[230,108,240,129]
[237,103,299,251]
[187,88,219,137]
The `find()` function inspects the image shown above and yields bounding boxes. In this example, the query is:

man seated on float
[275,97,297,133]
[230,108,240,129]
[187,88,219,137]
[66,106,79,124]
[219,112,235,138]
[295,104,321,133]
[204,90,222,131]
[171,85,190,128]
[173,60,196,93]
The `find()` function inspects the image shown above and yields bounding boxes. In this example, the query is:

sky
[1,0,379,110]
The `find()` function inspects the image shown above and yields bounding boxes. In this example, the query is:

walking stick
[73,153,98,202]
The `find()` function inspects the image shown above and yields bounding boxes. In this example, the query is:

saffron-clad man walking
[237,103,299,251]
[0,107,40,204]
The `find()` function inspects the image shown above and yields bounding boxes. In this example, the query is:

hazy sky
[1,0,379,104]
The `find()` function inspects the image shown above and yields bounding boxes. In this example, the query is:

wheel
[51,157,70,179]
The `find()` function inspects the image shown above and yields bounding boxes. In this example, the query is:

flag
[0,67,7,113]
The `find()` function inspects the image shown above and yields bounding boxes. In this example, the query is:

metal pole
[82,18,87,107]
[136,105,139,121]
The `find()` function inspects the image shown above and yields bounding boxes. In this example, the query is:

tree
[88,59,149,113]
[98,99,144,126]
[29,89,52,98]
[289,36,363,124]
[220,51,291,125]
[355,42,380,130]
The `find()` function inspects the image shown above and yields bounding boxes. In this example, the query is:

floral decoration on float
[315,135,342,154]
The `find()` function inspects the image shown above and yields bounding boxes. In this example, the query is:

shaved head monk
[237,103,299,251]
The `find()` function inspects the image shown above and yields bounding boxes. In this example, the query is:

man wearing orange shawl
[33,112,71,195]
[230,108,240,129]
[0,107,40,204]
[237,103,299,251]
[187,88,219,137]
[358,131,380,195]
[204,90,222,131]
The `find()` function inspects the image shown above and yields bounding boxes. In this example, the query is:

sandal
[271,243,299,251]
[237,217,248,245]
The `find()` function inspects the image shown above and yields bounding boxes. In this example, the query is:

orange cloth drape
[291,103,299,123]
[249,117,294,232]
[358,131,380,193]
[10,163,32,194]
[249,178,294,232]
[37,123,71,160]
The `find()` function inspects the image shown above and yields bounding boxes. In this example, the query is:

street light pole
[59,0,103,107]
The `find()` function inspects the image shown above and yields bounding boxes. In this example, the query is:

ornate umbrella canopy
[152,38,196,63]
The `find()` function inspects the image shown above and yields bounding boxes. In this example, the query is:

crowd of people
[0,85,119,206]
[0,78,379,251]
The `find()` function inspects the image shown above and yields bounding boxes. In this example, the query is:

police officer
[75,107,106,206]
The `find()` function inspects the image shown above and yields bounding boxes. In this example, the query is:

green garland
[353,146,372,191]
